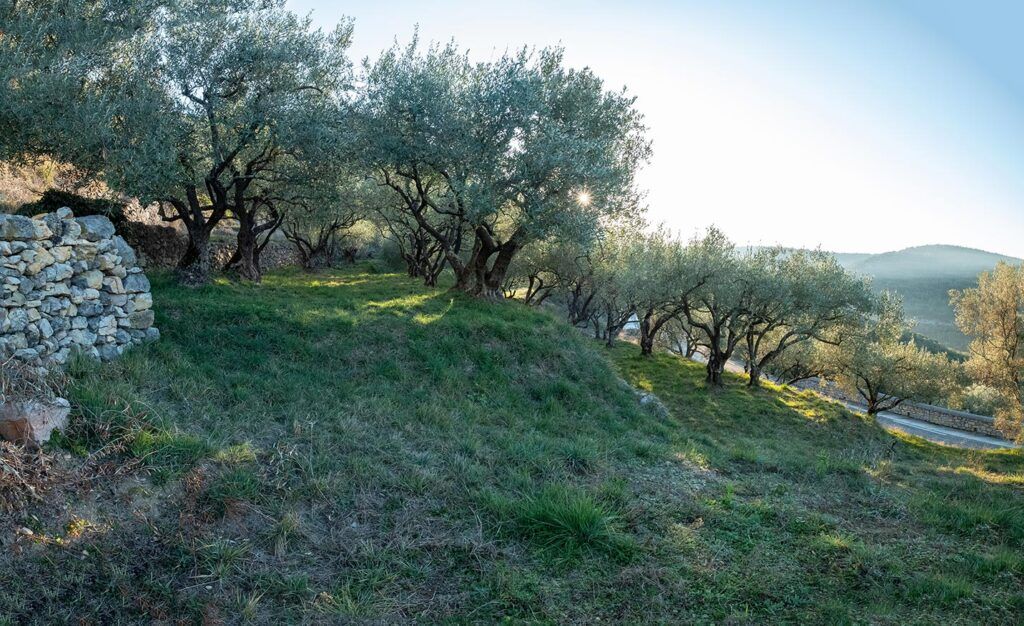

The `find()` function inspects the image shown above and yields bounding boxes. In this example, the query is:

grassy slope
[2,266,1022,623]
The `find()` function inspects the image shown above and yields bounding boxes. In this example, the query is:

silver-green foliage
[354,38,650,295]
[3,0,355,283]
[827,293,955,414]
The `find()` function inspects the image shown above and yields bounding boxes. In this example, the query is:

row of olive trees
[352,40,649,297]
[4,1,999,431]
[504,224,959,415]
[2,1,649,291]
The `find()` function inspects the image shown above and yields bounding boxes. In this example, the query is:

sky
[289,0,1024,257]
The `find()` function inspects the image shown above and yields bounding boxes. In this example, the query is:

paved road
[837,401,1021,450]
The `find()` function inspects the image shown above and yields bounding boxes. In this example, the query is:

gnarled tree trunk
[177,223,213,286]
[227,212,260,282]
[226,199,284,283]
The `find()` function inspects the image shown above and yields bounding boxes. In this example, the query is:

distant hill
[840,245,1021,279]
[831,252,874,268]
[834,245,1023,352]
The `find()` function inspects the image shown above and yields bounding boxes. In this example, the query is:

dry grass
[0,158,108,213]
[0,442,58,512]
[0,357,65,404]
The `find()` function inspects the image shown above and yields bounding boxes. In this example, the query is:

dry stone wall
[0,208,158,368]
[121,221,301,271]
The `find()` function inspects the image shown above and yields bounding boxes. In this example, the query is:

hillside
[835,245,1023,351]
[2,266,1022,623]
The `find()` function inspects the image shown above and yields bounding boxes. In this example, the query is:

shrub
[955,384,1005,417]
[16,189,125,225]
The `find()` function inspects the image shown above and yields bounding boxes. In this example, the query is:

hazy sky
[289,0,1024,257]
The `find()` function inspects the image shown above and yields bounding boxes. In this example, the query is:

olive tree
[0,0,164,168]
[660,315,704,359]
[502,239,568,305]
[951,262,1024,438]
[762,336,835,386]
[283,202,361,270]
[374,201,459,285]
[674,228,747,386]
[591,228,645,346]
[354,40,649,297]
[367,170,465,286]
[631,228,688,356]
[549,239,604,329]
[827,293,954,415]
[634,228,730,357]
[741,248,872,387]
[226,98,357,281]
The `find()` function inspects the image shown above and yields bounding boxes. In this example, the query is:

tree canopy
[4,0,355,283]
[951,262,1024,438]
[828,293,954,415]
[354,39,650,296]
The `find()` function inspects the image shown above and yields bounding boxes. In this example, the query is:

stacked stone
[0,208,158,367]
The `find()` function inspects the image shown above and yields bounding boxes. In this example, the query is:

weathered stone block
[128,309,155,329]
[123,273,151,294]
[0,215,38,241]
[0,399,70,445]
[73,269,104,290]
[75,215,116,242]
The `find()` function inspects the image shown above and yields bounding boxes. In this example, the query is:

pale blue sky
[289,0,1024,257]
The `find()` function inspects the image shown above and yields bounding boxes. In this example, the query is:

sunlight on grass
[362,292,443,314]
[306,276,382,288]
[633,375,654,392]
[815,531,855,551]
[945,465,1024,486]
[778,395,828,421]
[413,298,455,325]
[674,446,713,471]
[666,519,703,554]
[214,442,260,465]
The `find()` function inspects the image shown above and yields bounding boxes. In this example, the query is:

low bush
[16,189,126,225]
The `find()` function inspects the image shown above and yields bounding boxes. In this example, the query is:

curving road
[837,401,1020,450]
[686,351,1020,450]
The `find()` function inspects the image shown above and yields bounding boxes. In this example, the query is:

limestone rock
[112,235,137,267]
[123,273,150,294]
[128,309,155,329]
[0,398,70,445]
[75,215,116,242]
[0,215,37,241]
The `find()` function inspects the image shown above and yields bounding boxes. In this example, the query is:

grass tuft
[491,484,635,560]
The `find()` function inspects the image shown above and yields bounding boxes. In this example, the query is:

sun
[576,190,592,207]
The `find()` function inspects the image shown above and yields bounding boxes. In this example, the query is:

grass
[1,264,1021,623]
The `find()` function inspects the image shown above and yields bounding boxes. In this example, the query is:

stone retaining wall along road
[891,401,1004,439]
[794,379,1006,440]
[0,208,158,367]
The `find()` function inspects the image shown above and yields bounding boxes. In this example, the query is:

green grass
[1,265,1021,623]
